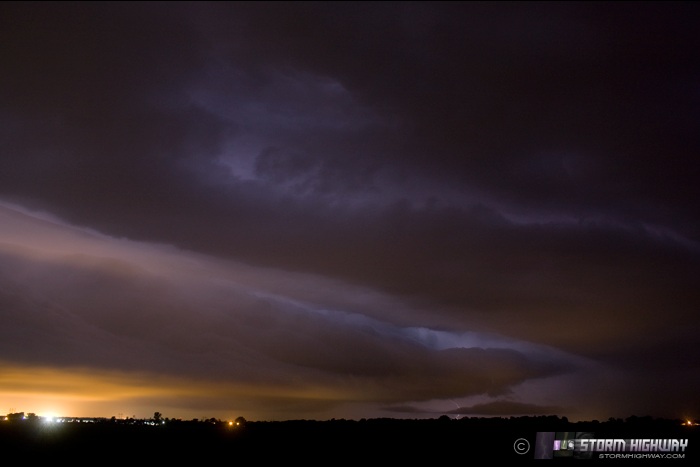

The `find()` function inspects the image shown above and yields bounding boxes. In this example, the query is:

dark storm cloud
[1,2,699,420]
[198,2,700,233]
[0,204,571,418]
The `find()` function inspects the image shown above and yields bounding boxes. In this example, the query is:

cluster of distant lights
[2,415,243,426]
[2,415,67,423]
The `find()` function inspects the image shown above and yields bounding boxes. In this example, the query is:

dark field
[1,416,696,462]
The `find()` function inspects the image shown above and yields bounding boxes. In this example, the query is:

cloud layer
[1,2,699,421]
[0,203,576,419]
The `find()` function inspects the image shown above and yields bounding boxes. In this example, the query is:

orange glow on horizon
[0,361,357,420]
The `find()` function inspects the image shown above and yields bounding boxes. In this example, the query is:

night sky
[1,2,699,423]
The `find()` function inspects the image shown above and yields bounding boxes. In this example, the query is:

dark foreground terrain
[1,416,697,462]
